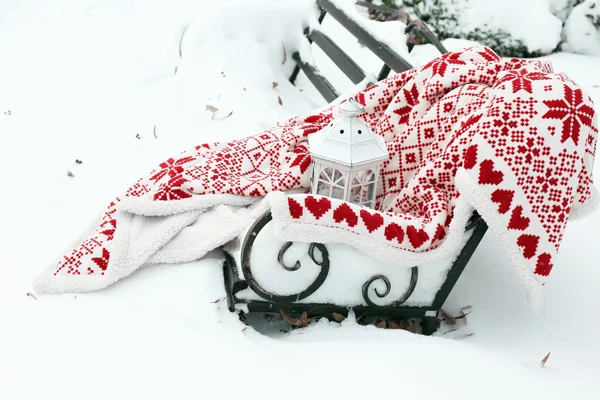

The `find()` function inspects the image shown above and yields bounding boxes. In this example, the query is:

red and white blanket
[34,46,598,309]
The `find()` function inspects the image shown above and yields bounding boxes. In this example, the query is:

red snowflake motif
[153,176,193,201]
[290,145,312,174]
[422,52,466,77]
[99,219,117,241]
[496,69,549,94]
[150,156,196,183]
[542,86,594,146]
[194,143,211,151]
[92,248,110,272]
[301,113,332,137]
[477,47,501,62]
[393,84,419,125]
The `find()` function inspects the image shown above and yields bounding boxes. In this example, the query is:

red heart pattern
[535,253,553,276]
[491,189,514,214]
[333,203,358,227]
[304,196,331,220]
[517,234,539,259]
[478,159,504,185]
[463,144,478,170]
[407,225,430,249]
[360,209,384,233]
[508,206,530,231]
[384,223,405,244]
[288,198,303,219]
[433,224,446,242]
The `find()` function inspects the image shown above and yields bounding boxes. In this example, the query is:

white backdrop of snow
[1,0,600,399]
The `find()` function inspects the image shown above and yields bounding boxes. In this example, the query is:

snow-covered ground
[1,0,600,398]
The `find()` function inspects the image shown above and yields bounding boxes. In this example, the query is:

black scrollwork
[362,267,419,307]
[241,211,330,303]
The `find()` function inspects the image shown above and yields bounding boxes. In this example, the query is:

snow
[563,0,600,57]
[462,0,563,53]
[1,0,600,399]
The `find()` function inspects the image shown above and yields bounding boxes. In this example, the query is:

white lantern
[308,98,388,209]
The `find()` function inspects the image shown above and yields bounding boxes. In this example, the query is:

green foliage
[378,0,545,57]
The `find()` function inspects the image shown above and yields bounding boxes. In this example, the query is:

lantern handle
[339,97,366,116]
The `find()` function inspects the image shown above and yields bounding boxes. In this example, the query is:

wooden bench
[222,0,488,335]
[290,0,448,102]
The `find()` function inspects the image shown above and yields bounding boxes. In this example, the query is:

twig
[178,24,190,58]
[281,44,287,64]
[213,110,233,120]
[541,352,551,368]
[26,292,38,300]
[443,328,458,335]
[440,308,456,325]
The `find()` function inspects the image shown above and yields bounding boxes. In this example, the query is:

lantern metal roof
[308,98,388,167]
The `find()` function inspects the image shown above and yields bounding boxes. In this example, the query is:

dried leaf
[26,292,38,300]
[280,309,315,327]
[153,124,157,138]
[206,105,219,113]
[277,96,283,106]
[388,321,403,330]
[280,309,297,325]
[332,312,345,323]
[75,159,83,164]
[135,134,141,139]
[67,171,74,177]
[440,308,456,325]
[213,110,233,121]
[541,352,551,368]
[272,82,279,89]
[411,321,419,333]
[376,321,387,329]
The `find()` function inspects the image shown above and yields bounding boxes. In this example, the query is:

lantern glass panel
[349,185,361,204]
[364,181,376,204]
[317,180,330,196]
[318,167,333,183]
[331,186,345,199]
[332,169,344,185]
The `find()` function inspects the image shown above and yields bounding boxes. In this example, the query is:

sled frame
[222,1,486,335]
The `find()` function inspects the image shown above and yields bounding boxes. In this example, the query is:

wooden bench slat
[292,52,340,102]
[308,30,367,84]
[377,64,391,81]
[317,0,413,73]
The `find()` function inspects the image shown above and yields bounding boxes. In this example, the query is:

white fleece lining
[33,194,262,294]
